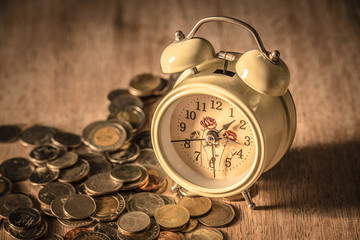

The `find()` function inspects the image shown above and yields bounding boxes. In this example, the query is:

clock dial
[170,94,256,180]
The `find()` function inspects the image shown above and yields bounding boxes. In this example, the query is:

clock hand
[225,138,242,146]
[217,120,236,133]
[210,143,216,178]
[171,138,206,143]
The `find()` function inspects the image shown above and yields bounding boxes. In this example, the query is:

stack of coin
[4,207,48,239]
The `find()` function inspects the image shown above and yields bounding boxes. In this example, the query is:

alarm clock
[151,16,296,208]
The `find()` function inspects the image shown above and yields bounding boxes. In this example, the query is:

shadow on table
[259,140,360,217]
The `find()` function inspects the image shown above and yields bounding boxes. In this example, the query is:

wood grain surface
[0,0,359,239]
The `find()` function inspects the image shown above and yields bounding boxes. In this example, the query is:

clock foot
[241,189,256,210]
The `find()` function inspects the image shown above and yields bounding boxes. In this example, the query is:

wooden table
[0,0,359,239]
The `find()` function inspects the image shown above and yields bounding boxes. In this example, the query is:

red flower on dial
[200,117,217,130]
[223,130,237,142]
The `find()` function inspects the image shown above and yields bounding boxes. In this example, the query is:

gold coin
[91,193,125,222]
[178,196,212,217]
[154,204,190,229]
[92,126,121,147]
[181,219,198,233]
[190,228,223,240]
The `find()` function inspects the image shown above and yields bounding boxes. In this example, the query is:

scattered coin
[177,232,186,240]
[8,218,48,240]
[63,194,97,219]
[127,192,165,217]
[109,95,144,113]
[20,125,56,146]
[78,153,111,177]
[153,179,168,194]
[0,157,32,182]
[181,219,198,233]
[58,159,90,183]
[29,144,61,165]
[158,231,180,240]
[0,176,12,196]
[110,164,142,183]
[29,166,59,186]
[8,207,41,230]
[64,228,91,240]
[0,125,21,143]
[106,143,140,164]
[0,193,33,218]
[58,218,94,228]
[131,130,152,149]
[94,222,118,240]
[178,196,212,217]
[107,88,130,102]
[43,233,65,240]
[51,131,82,149]
[154,204,190,229]
[198,202,235,227]
[91,193,125,222]
[51,195,71,219]
[128,73,162,97]
[47,151,79,170]
[107,119,134,142]
[190,228,223,240]
[74,232,111,240]
[85,172,123,196]
[135,149,159,166]
[121,164,148,191]
[111,106,145,132]
[82,120,127,152]
[118,211,151,234]
[38,181,76,206]
[117,218,160,240]
[140,164,166,191]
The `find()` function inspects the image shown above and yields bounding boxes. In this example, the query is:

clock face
[169,94,256,180]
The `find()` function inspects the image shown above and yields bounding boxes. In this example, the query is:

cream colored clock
[151,16,296,209]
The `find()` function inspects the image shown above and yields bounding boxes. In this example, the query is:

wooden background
[0,0,359,239]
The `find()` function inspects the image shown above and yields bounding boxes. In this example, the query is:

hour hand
[217,120,236,133]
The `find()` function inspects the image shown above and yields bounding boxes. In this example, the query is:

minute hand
[217,120,236,133]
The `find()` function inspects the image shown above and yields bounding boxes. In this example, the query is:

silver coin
[126,192,165,217]
[63,194,97,219]
[131,130,152,149]
[110,164,142,183]
[117,211,151,234]
[85,172,123,196]
[109,95,144,113]
[0,176,12,197]
[94,222,119,240]
[38,181,76,206]
[106,119,133,142]
[198,202,235,227]
[50,195,71,219]
[0,193,33,218]
[190,228,223,240]
[107,88,130,102]
[20,125,56,146]
[29,144,60,165]
[110,106,145,132]
[0,125,21,143]
[117,218,160,240]
[51,131,82,149]
[0,157,32,182]
[106,143,140,164]
[8,207,41,230]
[47,151,78,170]
[120,164,148,191]
[74,232,111,240]
[58,159,90,183]
[29,166,59,186]
[128,73,163,97]
[78,153,111,177]
[8,218,48,240]
[135,149,159,166]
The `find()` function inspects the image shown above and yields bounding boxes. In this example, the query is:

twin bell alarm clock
[151,16,296,209]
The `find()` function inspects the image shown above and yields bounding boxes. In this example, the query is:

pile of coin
[0,73,238,240]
